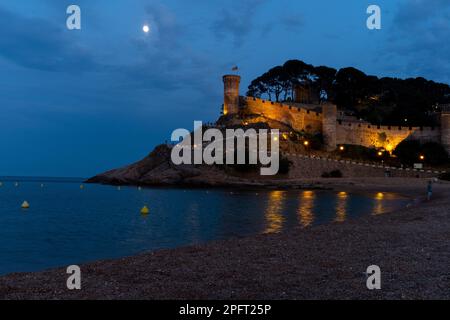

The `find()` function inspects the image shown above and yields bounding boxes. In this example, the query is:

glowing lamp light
[303,140,309,146]
[376,192,384,200]
[282,133,288,140]
[378,151,383,157]
[339,146,345,151]
[143,25,150,33]
[273,136,279,142]
[420,155,425,161]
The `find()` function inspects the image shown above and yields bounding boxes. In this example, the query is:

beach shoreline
[1,177,450,300]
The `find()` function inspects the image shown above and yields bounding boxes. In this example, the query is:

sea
[0,176,409,275]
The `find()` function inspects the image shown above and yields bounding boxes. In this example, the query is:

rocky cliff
[86,144,236,187]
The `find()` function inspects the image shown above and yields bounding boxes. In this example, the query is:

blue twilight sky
[0,0,449,177]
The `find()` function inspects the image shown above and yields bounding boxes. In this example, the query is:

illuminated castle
[222,74,450,154]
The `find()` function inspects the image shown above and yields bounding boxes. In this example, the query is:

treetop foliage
[247,60,450,126]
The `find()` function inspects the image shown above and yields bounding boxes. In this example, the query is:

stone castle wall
[441,110,450,152]
[336,121,441,150]
[243,97,322,133]
[223,74,449,152]
[287,155,440,179]
[241,97,442,151]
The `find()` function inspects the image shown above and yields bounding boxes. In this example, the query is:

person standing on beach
[427,181,433,201]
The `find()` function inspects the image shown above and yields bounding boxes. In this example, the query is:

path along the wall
[286,153,443,179]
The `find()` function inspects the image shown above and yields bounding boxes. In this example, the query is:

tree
[311,66,337,101]
[247,59,450,126]
[247,74,272,100]
[247,77,266,98]
[334,67,369,110]
[266,66,287,102]
[421,142,449,165]
[393,140,421,166]
[283,60,315,100]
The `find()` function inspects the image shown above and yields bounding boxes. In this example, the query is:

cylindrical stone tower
[441,106,450,155]
[322,103,337,152]
[223,75,241,115]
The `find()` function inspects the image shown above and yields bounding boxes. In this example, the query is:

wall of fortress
[224,75,449,152]
[336,121,441,150]
[243,97,322,133]
[242,96,441,150]
[287,155,440,179]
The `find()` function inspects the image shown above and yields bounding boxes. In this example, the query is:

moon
[142,25,150,33]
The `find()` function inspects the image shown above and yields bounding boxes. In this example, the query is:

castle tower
[322,103,337,152]
[223,75,241,115]
[441,106,450,154]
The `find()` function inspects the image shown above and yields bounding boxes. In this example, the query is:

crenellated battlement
[337,120,438,133]
[336,120,441,151]
[242,96,322,117]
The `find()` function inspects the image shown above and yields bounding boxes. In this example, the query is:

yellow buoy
[80,184,84,189]
[140,206,149,215]
[21,201,30,209]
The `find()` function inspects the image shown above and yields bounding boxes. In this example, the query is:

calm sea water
[0,177,409,275]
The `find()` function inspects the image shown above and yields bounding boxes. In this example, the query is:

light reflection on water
[335,191,348,223]
[264,190,286,233]
[373,192,387,216]
[262,190,406,233]
[298,190,315,227]
[0,179,409,275]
